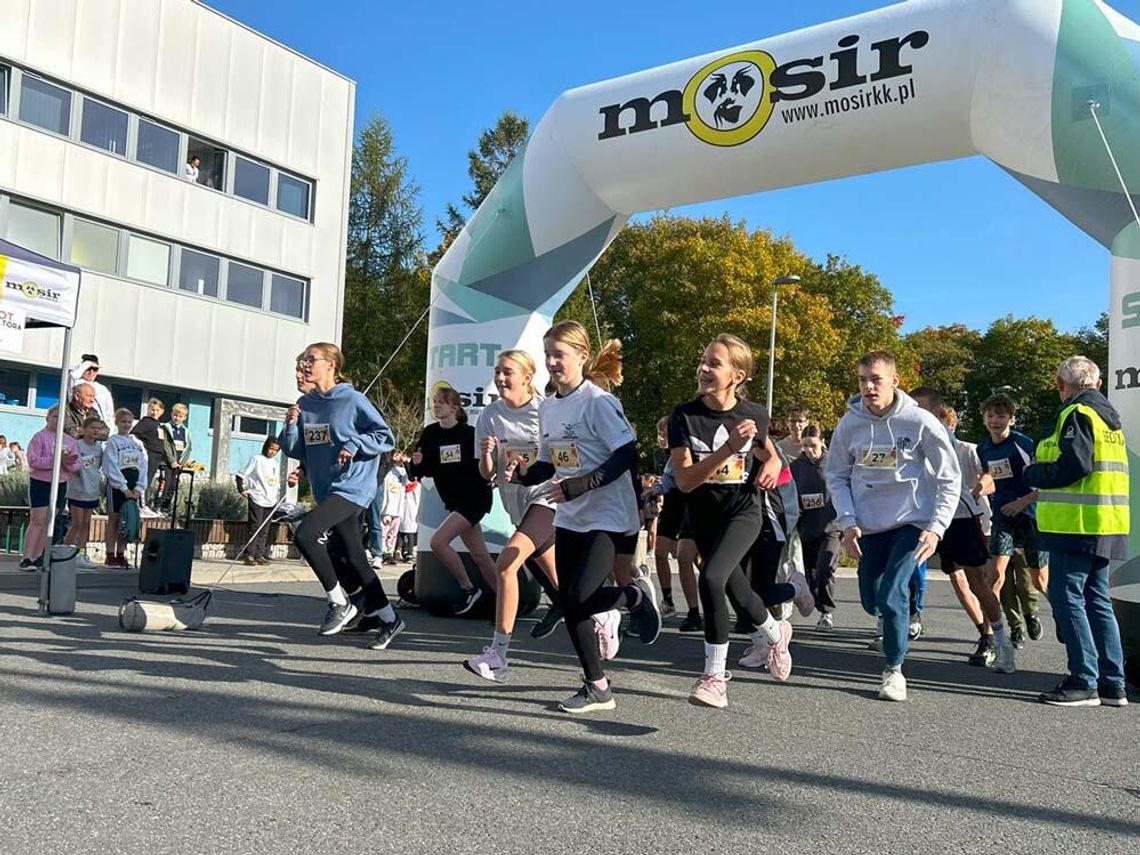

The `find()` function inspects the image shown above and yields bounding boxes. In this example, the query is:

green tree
[434,110,530,256]
[341,115,429,401]
[966,315,1077,439]
[1072,311,1109,379]
[904,323,983,434]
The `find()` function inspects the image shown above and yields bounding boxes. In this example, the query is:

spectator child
[65,417,106,569]
[103,409,148,568]
[236,438,282,566]
[20,406,81,571]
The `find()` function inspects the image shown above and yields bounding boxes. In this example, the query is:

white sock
[992,619,1008,645]
[377,604,397,623]
[757,613,781,644]
[326,584,348,606]
[492,631,511,659]
[704,642,729,676]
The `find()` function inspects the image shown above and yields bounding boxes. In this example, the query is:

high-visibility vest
[1035,402,1129,536]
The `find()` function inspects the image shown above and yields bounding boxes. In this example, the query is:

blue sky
[212,0,1139,334]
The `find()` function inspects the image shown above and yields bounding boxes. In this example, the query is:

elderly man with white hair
[67,353,115,426]
[1024,355,1129,708]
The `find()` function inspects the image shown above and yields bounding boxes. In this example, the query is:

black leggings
[555,528,638,682]
[294,494,390,613]
[696,510,781,645]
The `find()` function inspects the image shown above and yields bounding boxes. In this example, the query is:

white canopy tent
[0,237,82,604]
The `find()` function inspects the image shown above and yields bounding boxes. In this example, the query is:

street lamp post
[767,274,801,414]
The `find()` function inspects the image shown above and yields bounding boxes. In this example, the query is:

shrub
[0,470,29,507]
[191,480,247,521]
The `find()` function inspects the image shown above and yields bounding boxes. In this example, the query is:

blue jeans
[909,560,927,617]
[366,490,384,554]
[858,525,921,667]
[1048,550,1126,691]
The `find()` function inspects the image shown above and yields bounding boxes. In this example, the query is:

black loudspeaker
[138,529,195,595]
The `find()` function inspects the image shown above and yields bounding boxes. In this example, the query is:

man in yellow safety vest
[1024,356,1129,708]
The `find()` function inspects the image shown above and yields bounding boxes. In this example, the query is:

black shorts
[106,486,132,513]
[616,531,639,556]
[29,479,67,510]
[68,498,99,510]
[938,515,990,572]
[657,490,685,540]
[516,503,555,557]
[450,505,489,526]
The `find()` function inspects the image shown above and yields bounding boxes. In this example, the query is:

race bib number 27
[860,446,897,469]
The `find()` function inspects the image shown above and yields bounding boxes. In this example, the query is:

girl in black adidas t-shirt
[409,387,497,615]
[668,334,794,710]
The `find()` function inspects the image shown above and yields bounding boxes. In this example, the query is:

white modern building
[0,0,354,473]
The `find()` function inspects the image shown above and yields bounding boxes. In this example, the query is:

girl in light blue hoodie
[280,343,404,647]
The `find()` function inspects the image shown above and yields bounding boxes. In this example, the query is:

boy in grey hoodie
[826,351,961,701]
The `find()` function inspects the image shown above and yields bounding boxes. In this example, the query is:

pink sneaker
[594,609,622,661]
[463,646,508,683]
[739,639,770,669]
[766,620,794,681]
[789,570,816,617]
[689,671,732,709]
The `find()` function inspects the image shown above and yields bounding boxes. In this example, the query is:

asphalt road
[0,572,1136,854]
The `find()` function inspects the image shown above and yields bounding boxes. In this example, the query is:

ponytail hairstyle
[434,385,468,425]
[801,423,823,440]
[543,320,624,390]
[305,342,352,385]
[496,349,538,397]
[710,333,754,398]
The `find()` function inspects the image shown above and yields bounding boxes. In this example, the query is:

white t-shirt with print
[537,380,639,534]
[475,395,555,526]
[239,454,282,509]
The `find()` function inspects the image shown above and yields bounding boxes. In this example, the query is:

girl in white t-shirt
[513,321,662,714]
[236,437,282,565]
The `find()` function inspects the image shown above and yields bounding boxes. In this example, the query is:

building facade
[0,0,354,474]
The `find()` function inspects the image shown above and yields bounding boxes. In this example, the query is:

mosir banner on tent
[421,0,1140,608]
[0,249,81,328]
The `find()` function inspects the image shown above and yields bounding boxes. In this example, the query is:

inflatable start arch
[418,0,1140,633]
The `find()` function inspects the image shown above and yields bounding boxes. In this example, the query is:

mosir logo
[598,30,929,147]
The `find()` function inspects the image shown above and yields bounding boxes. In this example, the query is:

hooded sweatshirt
[1023,388,1127,560]
[791,451,839,542]
[279,383,395,507]
[826,389,961,538]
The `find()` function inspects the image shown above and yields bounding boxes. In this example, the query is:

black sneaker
[344,613,383,634]
[17,558,37,572]
[679,609,704,633]
[630,578,661,645]
[530,605,564,640]
[1010,626,1027,649]
[1039,678,1100,707]
[369,615,407,650]
[558,681,616,714]
[318,601,358,636]
[968,636,996,667]
[1025,612,1043,641]
[453,587,483,616]
[1097,683,1129,707]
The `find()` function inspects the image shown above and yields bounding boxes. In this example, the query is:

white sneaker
[776,601,794,621]
[739,640,770,669]
[463,646,509,683]
[594,609,622,661]
[370,556,385,570]
[789,570,816,617]
[879,667,907,702]
[816,612,834,631]
[76,554,99,571]
[991,639,1017,674]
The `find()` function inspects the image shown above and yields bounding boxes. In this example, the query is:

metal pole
[40,327,74,613]
[766,284,778,414]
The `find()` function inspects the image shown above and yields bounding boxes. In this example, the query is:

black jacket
[1023,388,1127,560]
[791,453,838,542]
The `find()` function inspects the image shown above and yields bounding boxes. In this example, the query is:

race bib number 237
[304,424,331,446]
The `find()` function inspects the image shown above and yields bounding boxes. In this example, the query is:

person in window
[184,155,201,183]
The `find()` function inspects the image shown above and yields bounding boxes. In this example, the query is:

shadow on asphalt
[1,584,1137,838]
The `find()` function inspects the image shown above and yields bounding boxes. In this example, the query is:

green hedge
[0,471,29,507]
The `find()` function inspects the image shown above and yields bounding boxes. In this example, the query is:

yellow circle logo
[683,50,777,146]
[19,280,40,299]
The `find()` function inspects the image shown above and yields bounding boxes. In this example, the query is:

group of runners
[281,323,1130,713]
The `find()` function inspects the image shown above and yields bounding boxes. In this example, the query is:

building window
[226,262,264,308]
[0,367,31,407]
[70,218,120,274]
[0,66,9,115]
[125,234,170,286]
[111,384,143,419]
[179,248,220,297]
[6,201,61,259]
[80,98,128,156]
[270,274,305,319]
[234,416,271,436]
[136,118,180,174]
[19,75,72,136]
[276,174,311,219]
[34,372,62,410]
[187,137,226,189]
[233,157,270,205]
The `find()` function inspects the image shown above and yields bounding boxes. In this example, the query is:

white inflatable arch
[420,0,1140,615]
